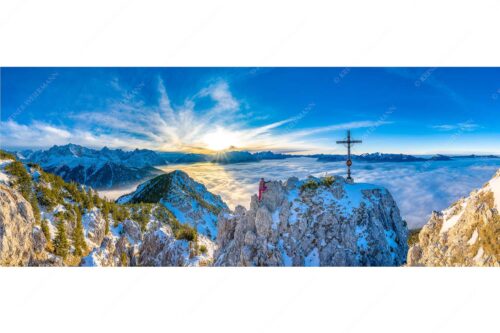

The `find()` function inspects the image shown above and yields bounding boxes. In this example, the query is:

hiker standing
[258,178,270,201]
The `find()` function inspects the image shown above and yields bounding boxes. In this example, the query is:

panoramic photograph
[1,67,499,267]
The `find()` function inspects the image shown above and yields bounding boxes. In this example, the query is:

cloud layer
[155,157,500,229]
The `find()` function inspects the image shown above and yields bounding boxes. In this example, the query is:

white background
[1,1,499,332]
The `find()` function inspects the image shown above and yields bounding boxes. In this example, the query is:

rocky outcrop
[81,222,214,267]
[0,184,63,266]
[215,176,408,266]
[82,208,107,248]
[0,184,35,266]
[408,169,500,266]
[117,170,228,240]
[139,227,189,266]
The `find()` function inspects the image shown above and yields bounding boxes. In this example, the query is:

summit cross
[336,130,362,183]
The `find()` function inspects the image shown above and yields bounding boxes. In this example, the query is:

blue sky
[1,67,499,154]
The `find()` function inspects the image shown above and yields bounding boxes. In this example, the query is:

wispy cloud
[431,122,480,132]
[1,78,392,152]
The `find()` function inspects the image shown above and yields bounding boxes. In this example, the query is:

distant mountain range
[13,144,499,189]
[19,144,165,189]
[315,152,498,162]
[15,145,294,188]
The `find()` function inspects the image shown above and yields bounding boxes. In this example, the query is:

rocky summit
[214,175,408,266]
[408,169,500,266]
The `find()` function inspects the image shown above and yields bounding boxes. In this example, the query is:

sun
[203,128,241,151]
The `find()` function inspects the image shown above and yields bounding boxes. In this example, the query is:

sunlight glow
[202,127,242,151]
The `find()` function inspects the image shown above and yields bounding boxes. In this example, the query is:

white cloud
[1,78,392,152]
[431,122,480,132]
[197,81,240,114]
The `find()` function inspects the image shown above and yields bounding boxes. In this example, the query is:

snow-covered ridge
[117,170,228,240]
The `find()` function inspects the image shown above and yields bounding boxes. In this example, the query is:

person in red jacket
[258,178,269,201]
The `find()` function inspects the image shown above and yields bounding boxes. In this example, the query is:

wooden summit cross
[336,130,362,183]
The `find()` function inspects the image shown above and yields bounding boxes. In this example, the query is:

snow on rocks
[0,159,14,185]
[215,175,408,266]
[80,210,217,267]
[82,207,107,248]
[22,144,165,189]
[408,168,500,266]
[117,170,228,240]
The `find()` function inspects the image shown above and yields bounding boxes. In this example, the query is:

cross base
[345,177,354,184]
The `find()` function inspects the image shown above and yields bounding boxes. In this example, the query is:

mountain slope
[0,151,213,267]
[215,175,408,266]
[117,170,228,240]
[23,144,165,189]
[408,169,500,266]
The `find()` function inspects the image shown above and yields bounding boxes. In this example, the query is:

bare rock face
[123,219,142,243]
[408,169,500,266]
[32,226,47,254]
[0,184,35,266]
[139,226,188,266]
[215,176,408,266]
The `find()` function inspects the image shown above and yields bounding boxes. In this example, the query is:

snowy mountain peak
[117,170,228,240]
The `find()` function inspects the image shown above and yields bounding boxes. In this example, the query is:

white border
[1,1,499,332]
[1,0,500,66]
[0,267,499,333]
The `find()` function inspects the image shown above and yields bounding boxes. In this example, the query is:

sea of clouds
[157,157,500,229]
[99,157,500,229]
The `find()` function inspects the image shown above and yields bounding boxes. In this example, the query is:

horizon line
[2,143,499,157]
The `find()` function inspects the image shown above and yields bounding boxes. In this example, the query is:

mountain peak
[117,170,228,239]
[215,175,408,266]
[22,145,166,188]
